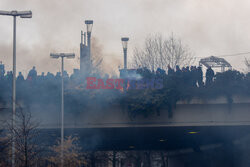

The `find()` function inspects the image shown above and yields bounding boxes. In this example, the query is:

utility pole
[0,10,32,167]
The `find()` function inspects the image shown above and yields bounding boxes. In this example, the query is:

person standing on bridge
[175,65,182,77]
[197,66,203,87]
[27,66,37,81]
[205,67,214,86]
[17,72,24,81]
[167,65,175,76]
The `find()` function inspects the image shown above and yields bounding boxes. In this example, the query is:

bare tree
[48,136,84,167]
[91,37,104,73]
[104,151,120,167]
[0,124,9,167]
[245,57,250,72]
[81,151,110,167]
[6,106,42,167]
[132,33,194,71]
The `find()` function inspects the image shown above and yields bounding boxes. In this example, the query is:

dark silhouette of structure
[80,31,91,74]
[199,56,232,72]
[79,20,94,74]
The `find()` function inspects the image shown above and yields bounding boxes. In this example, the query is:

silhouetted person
[156,68,166,76]
[181,67,186,73]
[0,62,5,79]
[17,72,24,81]
[63,71,69,78]
[197,66,203,87]
[63,71,70,83]
[184,66,192,87]
[46,72,54,81]
[167,65,174,76]
[27,66,37,81]
[180,67,187,86]
[6,71,12,81]
[55,72,61,80]
[37,72,45,83]
[190,66,197,87]
[206,67,214,86]
[175,65,181,76]
[40,72,45,80]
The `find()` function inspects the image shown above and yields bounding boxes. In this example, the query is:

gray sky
[1,0,250,76]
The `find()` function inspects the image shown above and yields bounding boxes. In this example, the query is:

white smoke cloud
[0,0,250,74]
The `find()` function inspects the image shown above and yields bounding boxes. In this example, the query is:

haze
[1,0,250,76]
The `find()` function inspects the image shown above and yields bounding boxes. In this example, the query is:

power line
[195,51,250,59]
[217,51,250,57]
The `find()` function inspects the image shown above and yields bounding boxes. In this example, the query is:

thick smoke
[0,0,122,76]
[1,1,250,166]
[80,37,122,76]
[1,0,250,74]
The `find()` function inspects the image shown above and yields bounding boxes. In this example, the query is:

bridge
[1,95,250,152]
[1,96,250,166]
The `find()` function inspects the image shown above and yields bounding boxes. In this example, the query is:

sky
[1,0,250,76]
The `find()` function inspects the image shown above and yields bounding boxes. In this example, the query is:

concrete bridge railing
[1,96,250,129]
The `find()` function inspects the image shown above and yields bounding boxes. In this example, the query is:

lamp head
[85,20,93,33]
[64,53,75,59]
[50,53,60,59]
[10,11,18,16]
[0,10,32,17]
[20,13,32,18]
[121,37,129,49]
[16,11,32,18]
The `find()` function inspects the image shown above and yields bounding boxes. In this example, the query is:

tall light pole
[50,53,75,167]
[85,20,93,60]
[0,10,32,167]
[121,37,129,69]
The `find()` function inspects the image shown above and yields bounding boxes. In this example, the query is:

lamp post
[85,20,93,59]
[50,53,75,167]
[121,37,129,69]
[0,10,32,167]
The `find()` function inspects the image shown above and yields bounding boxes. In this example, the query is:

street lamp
[50,53,75,167]
[85,20,93,34]
[121,37,129,69]
[85,20,93,59]
[0,10,32,167]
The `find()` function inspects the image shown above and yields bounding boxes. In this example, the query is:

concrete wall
[1,96,250,129]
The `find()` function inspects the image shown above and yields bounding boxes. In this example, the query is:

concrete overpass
[1,95,250,152]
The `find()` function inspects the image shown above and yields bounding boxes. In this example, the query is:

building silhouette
[80,31,91,74]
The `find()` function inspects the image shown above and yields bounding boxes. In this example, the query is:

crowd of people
[1,63,250,119]
[0,64,217,90]
[0,65,215,87]
[0,66,78,84]
[0,66,82,104]
[156,65,215,87]
[0,63,221,106]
